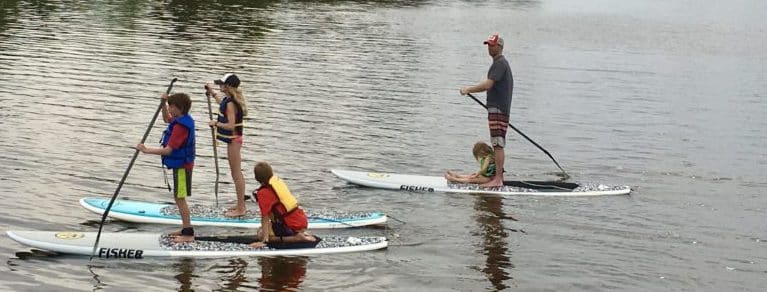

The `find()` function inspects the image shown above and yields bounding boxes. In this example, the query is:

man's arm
[460,79,495,95]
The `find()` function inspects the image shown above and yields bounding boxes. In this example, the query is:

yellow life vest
[269,175,298,212]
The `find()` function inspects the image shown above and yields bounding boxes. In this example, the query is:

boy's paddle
[466,93,569,179]
[205,86,220,207]
[90,78,178,260]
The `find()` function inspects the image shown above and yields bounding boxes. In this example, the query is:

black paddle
[466,93,569,179]
[90,78,178,260]
[205,85,220,207]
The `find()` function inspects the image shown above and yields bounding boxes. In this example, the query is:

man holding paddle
[460,33,514,187]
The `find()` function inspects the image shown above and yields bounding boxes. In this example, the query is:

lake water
[0,0,765,291]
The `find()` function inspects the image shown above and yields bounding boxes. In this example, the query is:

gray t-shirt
[486,55,513,115]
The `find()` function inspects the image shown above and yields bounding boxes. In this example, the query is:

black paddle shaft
[91,78,178,259]
[466,93,568,177]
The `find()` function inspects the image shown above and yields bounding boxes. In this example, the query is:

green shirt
[478,155,496,177]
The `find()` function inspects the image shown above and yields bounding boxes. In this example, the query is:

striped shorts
[487,108,509,148]
[172,168,192,199]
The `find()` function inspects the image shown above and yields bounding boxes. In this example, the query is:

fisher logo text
[98,247,144,259]
[400,185,434,192]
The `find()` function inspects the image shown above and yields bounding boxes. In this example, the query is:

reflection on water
[218,258,251,290]
[174,258,195,292]
[182,256,307,291]
[88,264,105,291]
[76,255,308,291]
[257,257,308,291]
[474,195,514,291]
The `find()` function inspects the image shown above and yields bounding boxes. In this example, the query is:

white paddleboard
[7,231,387,258]
[80,197,387,229]
[331,169,631,196]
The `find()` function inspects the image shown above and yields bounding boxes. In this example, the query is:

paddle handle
[91,78,178,259]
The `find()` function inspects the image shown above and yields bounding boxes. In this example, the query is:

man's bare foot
[480,177,504,188]
[173,235,194,243]
[225,207,247,217]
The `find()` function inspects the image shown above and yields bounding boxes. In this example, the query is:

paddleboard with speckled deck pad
[7,231,387,258]
[80,198,387,229]
[331,169,631,196]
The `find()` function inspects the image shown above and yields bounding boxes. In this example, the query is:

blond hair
[472,141,494,160]
[223,85,248,116]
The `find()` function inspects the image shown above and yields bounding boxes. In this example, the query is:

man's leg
[481,145,505,187]
[493,146,504,181]
[482,108,508,187]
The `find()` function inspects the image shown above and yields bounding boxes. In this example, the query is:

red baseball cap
[483,34,504,47]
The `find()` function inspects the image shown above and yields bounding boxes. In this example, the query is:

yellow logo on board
[55,232,85,240]
[367,172,389,179]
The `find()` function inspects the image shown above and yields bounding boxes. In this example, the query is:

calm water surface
[0,0,765,291]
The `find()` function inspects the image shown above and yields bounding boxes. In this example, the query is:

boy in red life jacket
[137,92,196,243]
[250,162,317,248]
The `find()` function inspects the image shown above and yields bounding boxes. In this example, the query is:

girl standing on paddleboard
[205,73,249,217]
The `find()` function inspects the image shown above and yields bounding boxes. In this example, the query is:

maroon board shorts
[487,108,509,148]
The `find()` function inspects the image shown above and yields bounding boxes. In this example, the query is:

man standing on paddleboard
[460,33,514,187]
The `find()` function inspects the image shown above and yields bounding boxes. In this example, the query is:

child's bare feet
[225,207,247,217]
[444,171,458,182]
[173,235,194,243]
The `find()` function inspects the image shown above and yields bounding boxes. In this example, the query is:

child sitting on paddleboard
[137,92,196,243]
[444,141,497,184]
[249,162,317,248]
